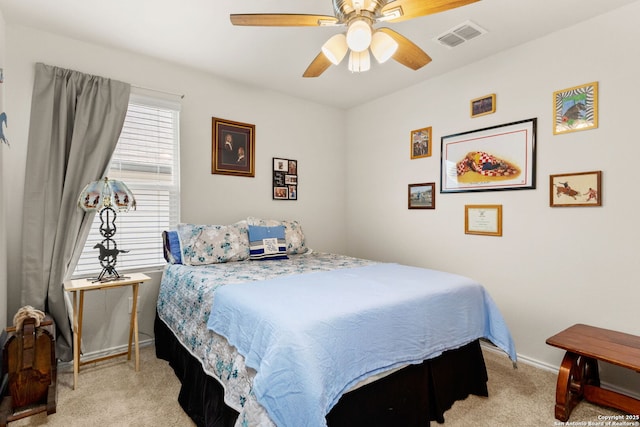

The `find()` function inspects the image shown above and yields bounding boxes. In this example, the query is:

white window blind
[74,93,180,277]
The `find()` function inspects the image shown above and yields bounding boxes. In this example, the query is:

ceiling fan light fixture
[346,19,372,52]
[322,33,349,65]
[370,30,398,63]
[348,49,371,73]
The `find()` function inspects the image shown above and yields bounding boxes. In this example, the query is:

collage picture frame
[273,158,298,200]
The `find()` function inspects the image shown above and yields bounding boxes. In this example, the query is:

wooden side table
[63,273,150,389]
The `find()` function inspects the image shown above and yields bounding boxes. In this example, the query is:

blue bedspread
[207,263,516,427]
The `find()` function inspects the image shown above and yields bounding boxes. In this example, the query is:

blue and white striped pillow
[248,225,288,261]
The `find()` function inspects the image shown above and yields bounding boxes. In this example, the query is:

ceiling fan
[230,0,480,77]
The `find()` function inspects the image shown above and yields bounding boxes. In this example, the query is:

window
[74,93,180,277]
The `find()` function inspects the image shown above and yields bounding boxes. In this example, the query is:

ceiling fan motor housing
[332,0,388,22]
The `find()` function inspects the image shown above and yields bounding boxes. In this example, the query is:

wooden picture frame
[212,117,255,177]
[408,183,435,209]
[553,82,598,135]
[410,127,432,159]
[470,94,496,118]
[440,118,536,193]
[465,205,502,236]
[273,158,298,200]
[550,171,601,207]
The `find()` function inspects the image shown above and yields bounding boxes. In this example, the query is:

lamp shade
[346,19,372,52]
[371,30,398,63]
[348,49,371,73]
[322,33,349,65]
[78,177,136,212]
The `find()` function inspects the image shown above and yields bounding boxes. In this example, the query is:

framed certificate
[465,205,502,236]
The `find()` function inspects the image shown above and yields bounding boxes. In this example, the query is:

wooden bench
[546,324,640,421]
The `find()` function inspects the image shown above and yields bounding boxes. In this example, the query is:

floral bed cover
[156,252,374,427]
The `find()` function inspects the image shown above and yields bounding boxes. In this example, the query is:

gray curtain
[21,63,130,361]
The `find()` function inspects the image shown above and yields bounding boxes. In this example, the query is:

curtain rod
[131,84,185,99]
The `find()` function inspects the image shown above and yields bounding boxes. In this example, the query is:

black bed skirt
[155,313,489,427]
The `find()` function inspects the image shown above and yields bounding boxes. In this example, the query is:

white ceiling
[0,0,636,109]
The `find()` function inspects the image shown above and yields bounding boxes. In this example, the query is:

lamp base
[92,267,129,283]
[92,275,130,284]
[91,206,130,283]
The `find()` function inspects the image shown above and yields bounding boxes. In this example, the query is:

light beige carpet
[9,345,625,426]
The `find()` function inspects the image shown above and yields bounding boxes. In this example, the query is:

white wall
[3,1,639,396]
[3,24,347,354]
[345,2,640,392]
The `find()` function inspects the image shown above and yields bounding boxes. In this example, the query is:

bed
[155,219,517,427]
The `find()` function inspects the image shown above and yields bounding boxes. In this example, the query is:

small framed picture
[470,94,496,118]
[550,171,601,207]
[273,187,289,199]
[411,127,432,159]
[212,117,255,177]
[465,205,502,236]
[408,183,435,209]
[553,82,598,135]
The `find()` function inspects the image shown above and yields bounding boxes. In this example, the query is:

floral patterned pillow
[246,217,309,255]
[177,221,250,265]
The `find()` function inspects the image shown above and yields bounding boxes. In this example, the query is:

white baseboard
[480,342,640,400]
[58,338,155,369]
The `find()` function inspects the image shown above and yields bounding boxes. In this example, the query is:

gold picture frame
[410,126,432,159]
[553,82,598,135]
[465,204,502,236]
[470,94,496,118]
[212,117,255,177]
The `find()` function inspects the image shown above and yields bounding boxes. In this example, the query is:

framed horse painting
[549,171,602,207]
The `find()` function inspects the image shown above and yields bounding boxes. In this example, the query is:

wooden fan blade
[230,14,339,27]
[378,28,432,70]
[381,0,480,23]
[303,52,333,78]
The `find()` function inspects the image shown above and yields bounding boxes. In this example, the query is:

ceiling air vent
[435,20,487,48]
